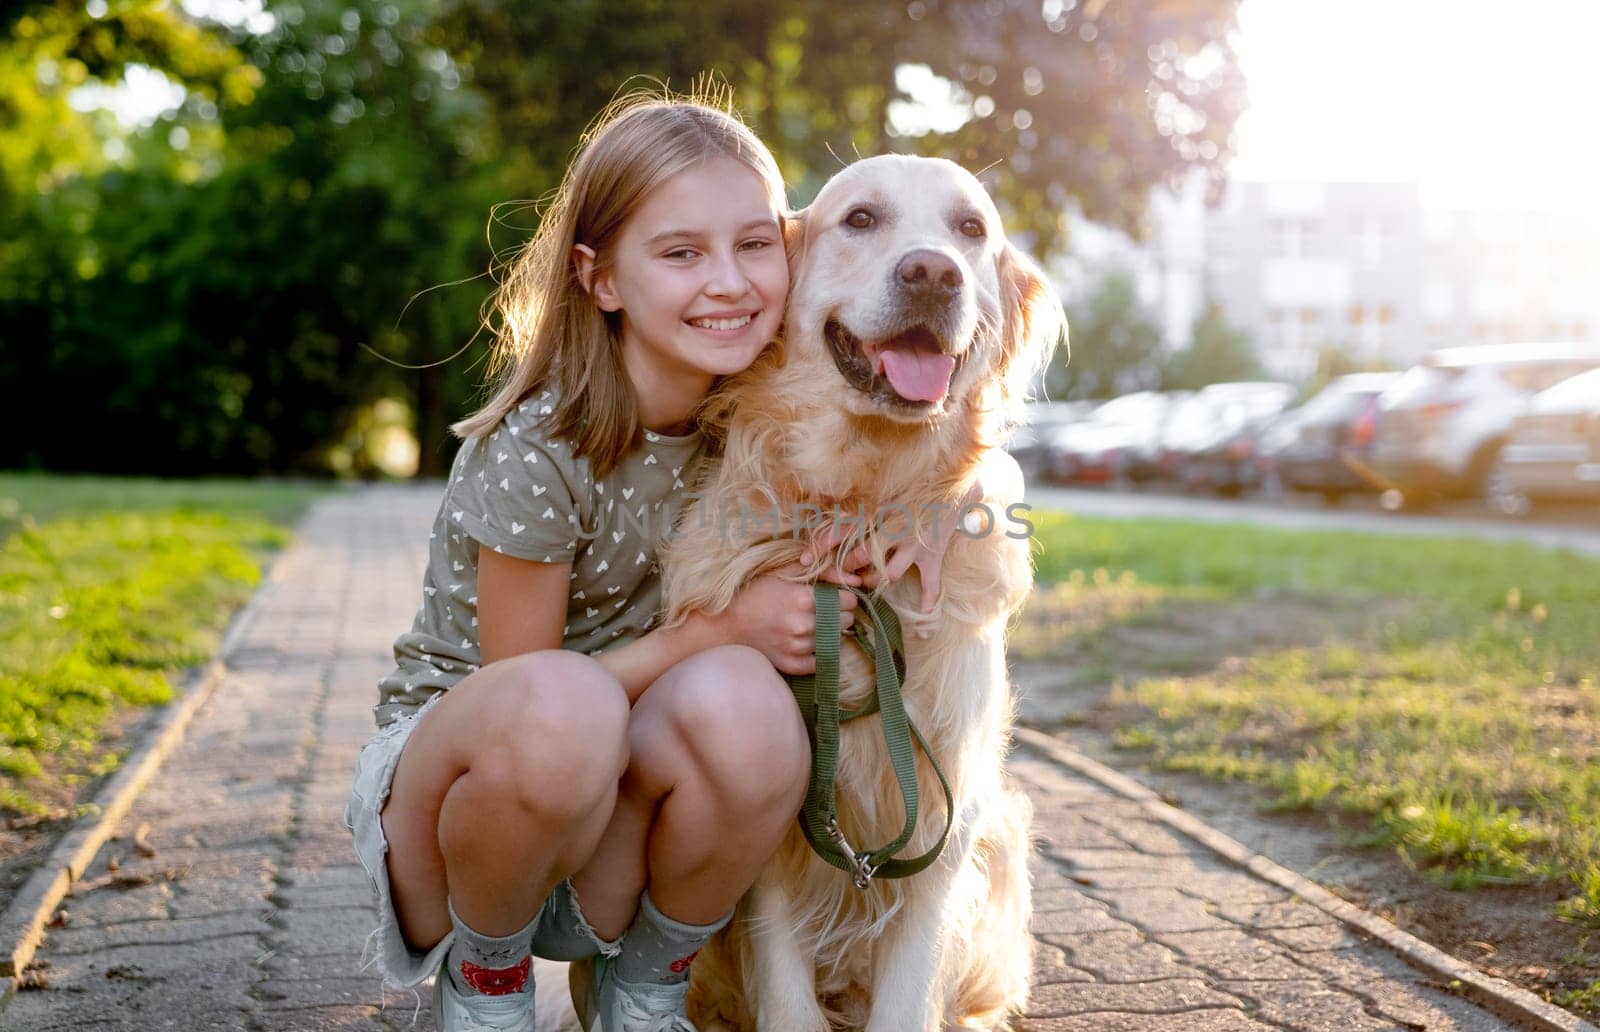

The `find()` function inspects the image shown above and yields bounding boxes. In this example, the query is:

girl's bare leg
[571,644,810,938]
[381,650,632,944]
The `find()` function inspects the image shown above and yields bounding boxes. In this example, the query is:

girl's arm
[479,549,856,706]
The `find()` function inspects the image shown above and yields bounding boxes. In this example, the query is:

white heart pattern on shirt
[511,521,525,534]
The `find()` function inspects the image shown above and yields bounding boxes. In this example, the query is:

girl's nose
[704,250,750,297]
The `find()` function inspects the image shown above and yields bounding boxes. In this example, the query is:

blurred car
[1005,400,1098,480]
[1365,343,1600,502]
[1486,367,1600,514]
[1257,372,1401,500]
[1170,383,1299,495]
[1137,382,1297,484]
[1044,390,1175,484]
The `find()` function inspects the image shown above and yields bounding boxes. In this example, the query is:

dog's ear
[996,242,1067,415]
[782,206,809,280]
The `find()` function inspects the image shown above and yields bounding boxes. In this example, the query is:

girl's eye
[845,208,875,230]
[739,238,774,252]
[664,248,698,260]
[959,218,986,239]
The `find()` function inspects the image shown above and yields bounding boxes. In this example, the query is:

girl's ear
[572,244,621,312]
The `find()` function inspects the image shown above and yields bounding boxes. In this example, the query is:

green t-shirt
[374,387,705,727]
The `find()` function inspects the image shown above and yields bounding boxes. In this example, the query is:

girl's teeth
[693,315,752,331]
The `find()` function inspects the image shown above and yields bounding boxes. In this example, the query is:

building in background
[1057,176,1600,383]
[1202,180,1425,380]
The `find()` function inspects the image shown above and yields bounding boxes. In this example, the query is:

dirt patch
[0,702,154,915]
[1015,590,1600,1017]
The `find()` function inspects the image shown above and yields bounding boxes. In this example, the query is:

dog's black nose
[896,250,962,296]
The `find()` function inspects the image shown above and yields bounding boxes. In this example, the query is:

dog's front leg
[749,880,829,1032]
[864,855,967,1032]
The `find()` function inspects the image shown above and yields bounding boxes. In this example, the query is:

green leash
[786,584,955,889]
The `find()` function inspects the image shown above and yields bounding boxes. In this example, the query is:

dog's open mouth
[824,319,966,407]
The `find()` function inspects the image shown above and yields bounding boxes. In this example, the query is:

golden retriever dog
[658,154,1064,1031]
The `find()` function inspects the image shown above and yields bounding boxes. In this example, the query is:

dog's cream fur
[659,155,1064,1031]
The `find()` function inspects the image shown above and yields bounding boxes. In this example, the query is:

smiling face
[588,156,788,425]
[789,156,1013,422]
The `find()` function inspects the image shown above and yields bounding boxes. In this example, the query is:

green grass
[1026,509,1600,924]
[0,474,328,816]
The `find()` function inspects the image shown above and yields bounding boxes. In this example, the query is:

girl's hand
[716,563,858,676]
[802,482,984,638]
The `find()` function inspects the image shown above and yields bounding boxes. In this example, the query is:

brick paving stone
[0,486,1544,1031]
[1046,847,1234,877]
[1030,903,1137,936]
[51,882,175,928]
[1031,939,1095,987]
[255,975,392,1010]
[164,871,277,920]
[1217,980,1403,1030]
[1262,922,1374,952]
[1032,885,1112,912]
[40,910,271,955]
[1042,929,1190,983]
[262,947,381,983]
[1026,978,1248,1017]
[1214,895,1344,929]
[1089,814,1211,858]
[1014,1010,1279,1032]
[1153,928,1316,982]
[1293,948,1514,1032]
[1067,866,1289,904]
[250,1006,394,1032]
[1031,810,1135,852]
[1087,886,1234,934]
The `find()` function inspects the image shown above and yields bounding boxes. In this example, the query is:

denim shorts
[343,693,611,989]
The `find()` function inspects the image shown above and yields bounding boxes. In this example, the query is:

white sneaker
[432,959,536,1032]
[570,954,697,1032]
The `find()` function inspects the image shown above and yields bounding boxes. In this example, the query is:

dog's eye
[844,208,876,230]
[960,218,986,239]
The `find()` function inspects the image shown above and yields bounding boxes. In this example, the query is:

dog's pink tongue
[880,348,956,402]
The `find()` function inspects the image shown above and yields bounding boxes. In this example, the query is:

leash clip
[827,818,879,890]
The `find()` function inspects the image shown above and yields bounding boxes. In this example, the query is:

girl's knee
[479,651,630,795]
[668,646,808,797]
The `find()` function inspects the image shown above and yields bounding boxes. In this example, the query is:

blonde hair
[451,84,787,479]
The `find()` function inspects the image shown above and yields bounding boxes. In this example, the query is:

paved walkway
[0,486,1545,1030]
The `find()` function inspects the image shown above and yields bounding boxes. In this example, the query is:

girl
[345,91,960,1032]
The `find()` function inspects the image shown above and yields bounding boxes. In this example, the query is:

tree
[2,0,1246,475]
[1046,272,1162,400]
[437,0,1246,248]
[1160,303,1262,389]
[1,0,502,475]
